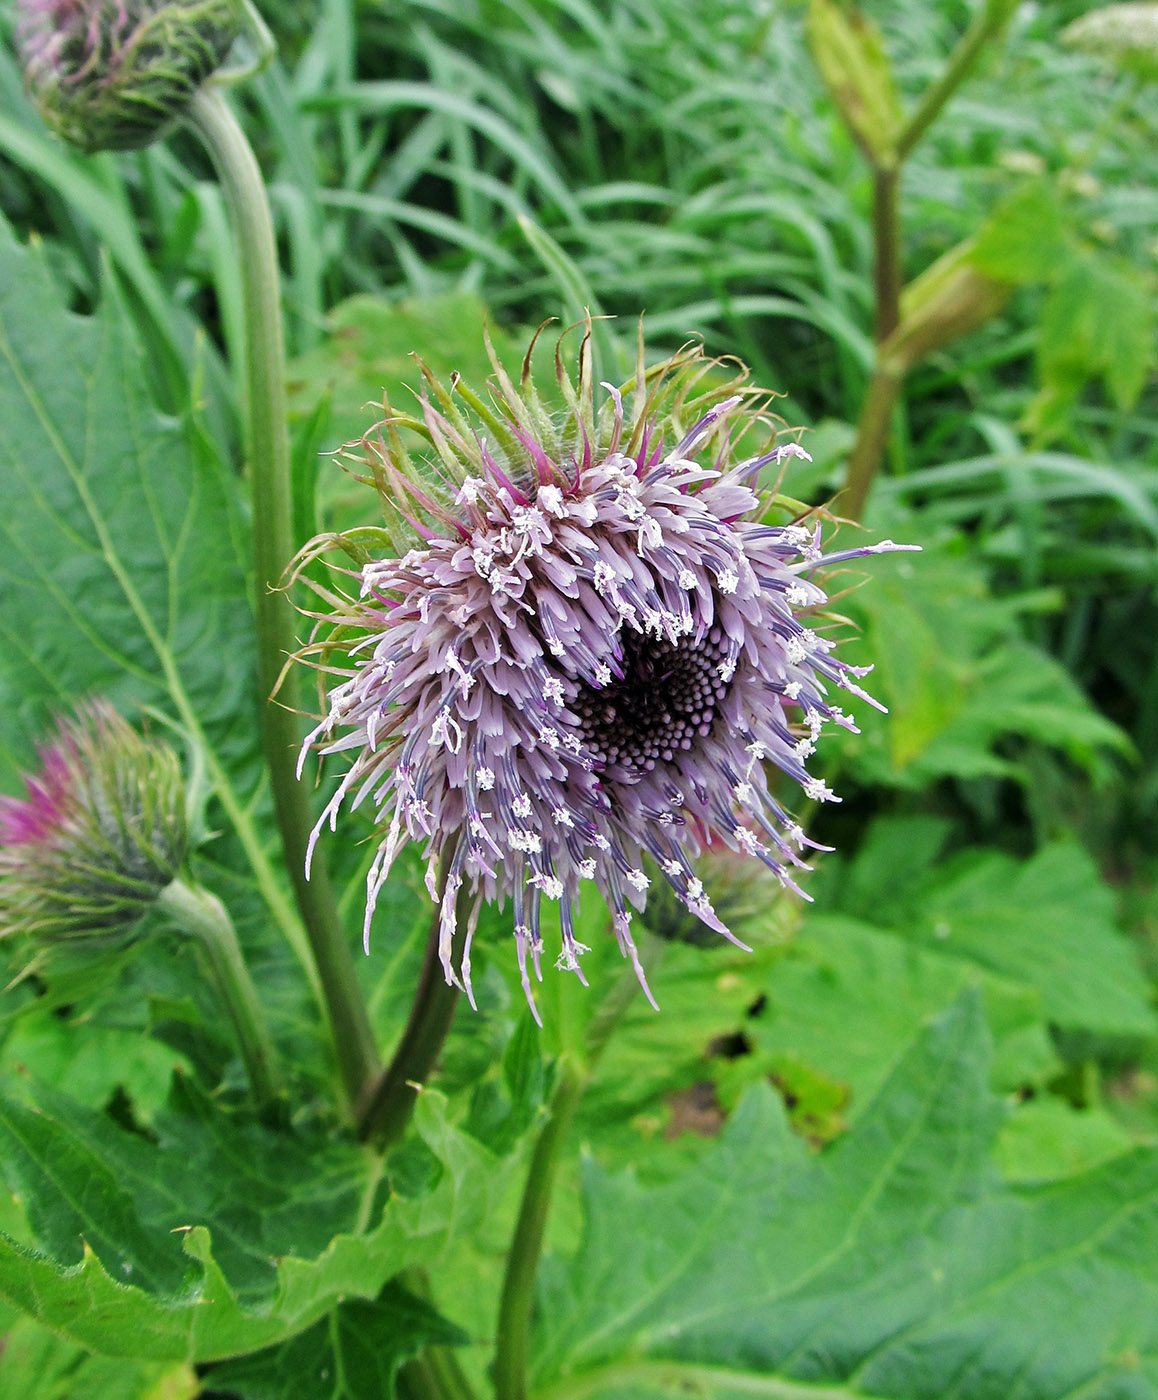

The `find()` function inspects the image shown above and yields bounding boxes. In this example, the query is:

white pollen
[537,876,565,900]
[785,638,808,666]
[594,663,612,686]
[507,829,542,853]
[552,806,574,827]
[457,476,484,504]
[663,858,683,878]
[626,868,649,891]
[717,567,739,595]
[538,484,566,516]
[549,640,565,656]
[783,680,802,700]
[578,858,597,879]
[678,569,697,590]
[544,677,566,706]
[593,561,616,594]
[513,793,532,818]
[733,782,754,805]
[592,834,611,851]
[476,767,495,791]
[737,827,760,854]
[803,777,836,802]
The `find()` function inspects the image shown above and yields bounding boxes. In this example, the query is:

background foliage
[0,0,1156,1396]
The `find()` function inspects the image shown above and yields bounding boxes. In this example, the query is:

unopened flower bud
[16,0,240,153]
[0,700,187,943]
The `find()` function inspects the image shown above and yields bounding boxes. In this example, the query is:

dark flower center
[572,626,732,780]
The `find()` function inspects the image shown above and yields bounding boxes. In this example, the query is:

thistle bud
[0,700,187,944]
[15,0,240,153]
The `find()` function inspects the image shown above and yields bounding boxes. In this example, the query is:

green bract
[0,700,187,943]
[16,0,239,153]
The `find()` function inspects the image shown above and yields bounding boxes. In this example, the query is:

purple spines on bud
[0,700,188,943]
[16,0,239,153]
[296,334,918,1019]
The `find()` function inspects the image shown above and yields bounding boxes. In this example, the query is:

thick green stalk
[357,895,462,1148]
[184,86,379,1105]
[871,165,901,342]
[841,357,904,522]
[159,877,283,1113]
[493,952,657,1400]
[896,0,1013,162]
[493,1061,584,1400]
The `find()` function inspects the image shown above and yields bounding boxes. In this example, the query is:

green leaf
[807,0,903,165]
[995,1096,1137,1181]
[831,532,1130,786]
[0,215,254,784]
[0,213,317,998]
[969,181,1072,284]
[743,911,1055,1114]
[0,1315,197,1400]
[1037,251,1155,415]
[532,994,1158,1399]
[202,1282,467,1400]
[0,1082,493,1362]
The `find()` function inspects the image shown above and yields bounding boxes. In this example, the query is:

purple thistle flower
[297,337,916,1020]
[0,700,187,943]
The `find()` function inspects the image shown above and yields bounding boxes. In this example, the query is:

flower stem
[871,165,901,342]
[158,877,283,1113]
[357,899,461,1149]
[183,85,380,1107]
[841,357,904,522]
[895,0,1012,162]
[493,949,657,1400]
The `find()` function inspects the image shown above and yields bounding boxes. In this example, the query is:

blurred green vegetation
[0,0,1157,1394]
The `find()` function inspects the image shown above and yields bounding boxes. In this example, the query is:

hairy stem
[872,165,901,342]
[159,877,283,1113]
[493,951,657,1400]
[357,897,462,1148]
[841,358,904,522]
[184,86,380,1106]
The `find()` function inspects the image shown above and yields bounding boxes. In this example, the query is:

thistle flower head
[298,332,916,1020]
[15,0,239,152]
[0,700,187,943]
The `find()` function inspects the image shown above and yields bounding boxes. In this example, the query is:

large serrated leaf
[531,994,1158,1399]
[0,215,254,783]
[0,212,316,993]
[0,1083,493,1363]
[202,1282,467,1399]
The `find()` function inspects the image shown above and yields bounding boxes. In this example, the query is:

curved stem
[159,877,283,1113]
[357,896,462,1148]
[493,948,658,1400]
[896,1,1011,162]
[183,87,380,1106]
